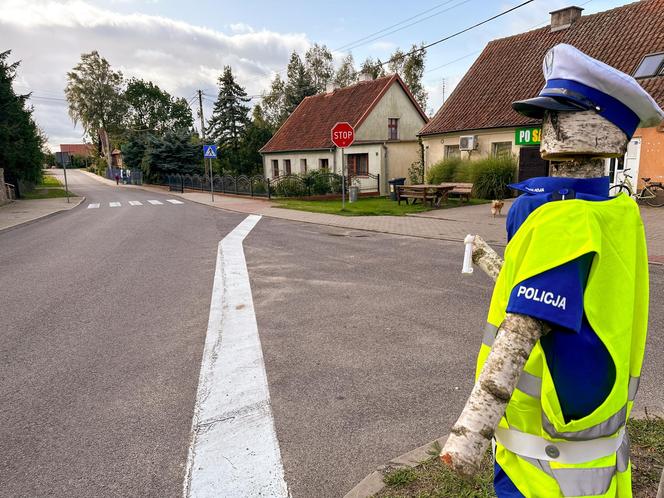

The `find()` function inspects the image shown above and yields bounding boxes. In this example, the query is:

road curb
[0,196,85,234]
[344,408,664,498]
[343,434,449,498]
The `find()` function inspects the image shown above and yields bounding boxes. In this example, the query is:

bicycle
[608,169,664,207]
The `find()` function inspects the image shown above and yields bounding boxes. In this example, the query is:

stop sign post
[331,122,355,208]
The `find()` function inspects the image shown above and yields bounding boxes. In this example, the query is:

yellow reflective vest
[477,193,649,497]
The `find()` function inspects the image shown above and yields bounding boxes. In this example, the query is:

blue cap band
[541,79,640,138]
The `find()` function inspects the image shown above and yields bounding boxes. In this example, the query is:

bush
[469,155,516,200]
[426,157,465,184]
[425,155,516,199]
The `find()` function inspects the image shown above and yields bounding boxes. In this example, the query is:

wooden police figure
[442,44,663,498]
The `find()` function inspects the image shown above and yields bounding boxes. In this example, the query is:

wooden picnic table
[396,184,455,208]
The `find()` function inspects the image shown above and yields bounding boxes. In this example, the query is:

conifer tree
[207,66,250,150]
[0,50,44,193]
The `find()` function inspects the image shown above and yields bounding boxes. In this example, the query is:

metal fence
[161,172,380,199]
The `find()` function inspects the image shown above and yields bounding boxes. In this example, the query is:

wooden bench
[438,182,474,203]
[396,186,436,206]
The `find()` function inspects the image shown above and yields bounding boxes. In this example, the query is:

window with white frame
[319,158,329,171]
[271,159,279,177]
[388,118,399,140]
[300,158,307,173]
[284,159,292,175]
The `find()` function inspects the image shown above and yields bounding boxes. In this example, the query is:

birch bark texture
[440,110,629,476]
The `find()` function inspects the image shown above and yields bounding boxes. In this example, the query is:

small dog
[491,200,505,217]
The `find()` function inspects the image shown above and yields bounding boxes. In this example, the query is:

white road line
[183,215,288,498]
[109,202,121,207]
[87,203,100,209]
[147,200,163,205]
[166,199,184,204]
[129,201,143,206]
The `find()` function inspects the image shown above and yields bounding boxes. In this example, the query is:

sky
[0,0,631,149]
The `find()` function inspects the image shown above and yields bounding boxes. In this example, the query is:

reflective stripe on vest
[543,405,626,441]
[495,426,625,464]
[520,454,615,497]
[516,371,541,399]
[482,322,498,347]
[518,434,630,497]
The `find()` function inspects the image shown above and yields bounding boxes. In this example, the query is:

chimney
[325,81,337,93]
[550,6,583,32]
[358,72,374,82]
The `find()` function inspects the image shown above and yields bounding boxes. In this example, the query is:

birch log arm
[440,110,628,477]
[471,235,503,282]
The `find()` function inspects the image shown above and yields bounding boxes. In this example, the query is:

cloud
[0,0,311,148]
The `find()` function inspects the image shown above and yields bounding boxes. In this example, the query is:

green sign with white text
[515,127,542,146]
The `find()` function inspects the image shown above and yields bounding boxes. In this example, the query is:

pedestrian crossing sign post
[203,145,217,202]
[203,145,217,158]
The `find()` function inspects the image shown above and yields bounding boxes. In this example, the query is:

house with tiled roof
[420,1,664,188]
[260,74,428,194]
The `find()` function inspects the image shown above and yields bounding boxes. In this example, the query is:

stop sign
[331,122,355,148]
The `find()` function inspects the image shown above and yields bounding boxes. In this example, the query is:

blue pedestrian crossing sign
[203,145,217,158]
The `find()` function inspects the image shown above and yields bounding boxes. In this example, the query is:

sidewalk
[135,184,664,262]
[0,197,85,232]
[82,170,664,262]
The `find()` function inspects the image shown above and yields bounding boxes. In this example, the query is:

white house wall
[262,150,335,178]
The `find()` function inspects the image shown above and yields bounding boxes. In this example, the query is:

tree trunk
[440,110,628,476]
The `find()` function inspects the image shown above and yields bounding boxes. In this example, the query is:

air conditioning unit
[459,135,478,151]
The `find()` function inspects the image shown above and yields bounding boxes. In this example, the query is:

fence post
[235,176,238,194]
[181,175,184,193]
[250,177,254,197]
[377,173,380,196]
[267,178,271,199]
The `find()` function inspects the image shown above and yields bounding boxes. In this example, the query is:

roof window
[634,53,664,79]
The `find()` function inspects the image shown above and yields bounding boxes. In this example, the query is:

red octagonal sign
[331,122,355,148]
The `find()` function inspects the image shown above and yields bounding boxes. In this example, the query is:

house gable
[260,74,427,153]
[355,80,428,142]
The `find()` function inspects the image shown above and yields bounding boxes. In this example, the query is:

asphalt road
[2,170,663,497]
[0,170,246,497]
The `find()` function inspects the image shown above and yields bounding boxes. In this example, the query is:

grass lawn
[375,417,664,498]
[274,196,488,217]
[22,174,73,199]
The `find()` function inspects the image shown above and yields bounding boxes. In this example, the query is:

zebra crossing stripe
[109,202,121,207]
[166,199,184,204]
[129,201,143,206]
[147,200,163,205]
[87,203,100,209]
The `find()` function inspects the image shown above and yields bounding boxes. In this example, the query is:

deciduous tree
[359,57,386,80]
[261,74,288,130]
[284,52,316,115]
[305,43,334,93]
[65,51,126,151]
[124,78,193,134]
[333,54,357,88]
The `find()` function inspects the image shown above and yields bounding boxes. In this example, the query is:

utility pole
[441,78,447,104]
[198,90,207,177]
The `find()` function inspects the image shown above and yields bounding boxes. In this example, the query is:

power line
[379,0,535,68]
[335,0,472,52]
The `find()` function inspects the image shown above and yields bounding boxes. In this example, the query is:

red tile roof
[60,144,95,156]
[420,0,664,136]
[260,74,428,153]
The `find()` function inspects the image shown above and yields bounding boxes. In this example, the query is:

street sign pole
[209,158,214,202]
[203,145,218,203]
[330,122,355,211]
[341,148,345,210]
[62,162,70,203]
